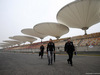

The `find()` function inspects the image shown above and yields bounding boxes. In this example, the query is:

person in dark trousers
[64,38,75,66]
[47,39,55,65]
[40,43,45,59]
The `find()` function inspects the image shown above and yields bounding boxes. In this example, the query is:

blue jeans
[47,51,53,64]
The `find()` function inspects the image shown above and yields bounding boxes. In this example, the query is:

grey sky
[0,0,100,48]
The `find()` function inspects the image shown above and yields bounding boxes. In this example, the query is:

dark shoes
[48,62,52,65]
[67,60,70,64]
[67,60,73,66]
[71,64,73,66]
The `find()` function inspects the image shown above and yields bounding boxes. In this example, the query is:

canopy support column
[82,27,88,35]
[84,30,87,35]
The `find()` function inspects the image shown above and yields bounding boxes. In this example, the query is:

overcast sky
[0,0,100,48]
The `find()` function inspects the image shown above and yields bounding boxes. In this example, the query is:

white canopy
[21,28,47,39]
[3,40,20,45]
[0,43,8,45]
[57,0,100,34]
[34,22,69,39]
[9,36,25,43]
[9,36,37,43]
[0,43,12,47]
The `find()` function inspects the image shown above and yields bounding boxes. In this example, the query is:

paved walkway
[0,52,100,75]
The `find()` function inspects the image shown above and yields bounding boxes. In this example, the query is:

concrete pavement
[0,52,100,75]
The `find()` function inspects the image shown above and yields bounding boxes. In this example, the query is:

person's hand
[74,51,77,55]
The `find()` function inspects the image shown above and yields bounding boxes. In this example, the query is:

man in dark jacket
[47,39,55,65]
[64,38,75,66]
[40,43,45,59]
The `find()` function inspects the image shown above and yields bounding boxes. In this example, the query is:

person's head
[49,38,52,42]
[67,38,71,42]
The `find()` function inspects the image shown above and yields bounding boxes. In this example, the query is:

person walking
[47,39,55,65]
[40,43,45,59]
[64,38,75,66]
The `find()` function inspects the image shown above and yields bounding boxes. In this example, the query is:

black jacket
[47,42,55,52]
[64,41,75,52]
[40,45,44,52]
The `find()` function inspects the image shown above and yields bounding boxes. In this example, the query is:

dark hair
[50,38,52,40]
[67,38,71,40]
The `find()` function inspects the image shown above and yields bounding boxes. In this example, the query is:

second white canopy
[34,22,69,39]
